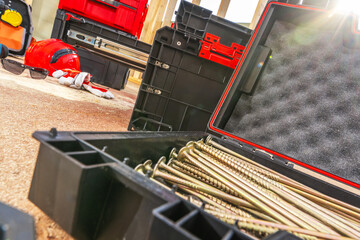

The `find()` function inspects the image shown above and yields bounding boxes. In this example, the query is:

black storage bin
[29,131,256,240]
[51,9,151,60]
[129,27,252,132]
[76,47,129,90]
[29,1,360,239]
[0,202,35,240]
[51,9,151,89]
[175,0,252,47]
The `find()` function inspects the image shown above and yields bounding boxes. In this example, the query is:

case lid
[207,1,360,189]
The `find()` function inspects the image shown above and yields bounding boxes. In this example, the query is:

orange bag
[0,21,25,51]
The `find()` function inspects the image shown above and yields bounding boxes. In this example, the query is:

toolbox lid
[207,1,360,189]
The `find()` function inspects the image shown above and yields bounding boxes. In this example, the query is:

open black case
[28,0,360,239]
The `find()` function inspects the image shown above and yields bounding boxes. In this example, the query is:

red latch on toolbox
[199,33,245,69]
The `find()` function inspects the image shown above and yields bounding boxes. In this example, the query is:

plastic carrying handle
[92,0,120,8]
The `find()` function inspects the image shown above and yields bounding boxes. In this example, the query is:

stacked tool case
[0,202,35,240]
[29,0,360,239]
[58,0,149,39]
[129,27,239,132]
[51,9,151,90]
[175,0,251,47]
[129,1,252,132]
[175,0,252,68]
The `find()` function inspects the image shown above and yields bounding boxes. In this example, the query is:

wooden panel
[140,0,169,44]
[162,0,178,27]
[217,0,230,18]
[192,0,201,5]
[249,0,268,29]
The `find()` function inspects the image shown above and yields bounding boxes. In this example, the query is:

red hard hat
[25,39,81,75]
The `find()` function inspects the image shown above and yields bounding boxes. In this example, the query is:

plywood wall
[31,0,59,40]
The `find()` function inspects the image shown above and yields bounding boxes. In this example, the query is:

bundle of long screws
[134,136,360,240]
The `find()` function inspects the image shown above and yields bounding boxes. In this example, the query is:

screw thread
[214,213,318,240]
[196,192,252,218]
[196,141,280,182]
[210,156,283,201]
[172,160,239,197]
[197,146,284,192]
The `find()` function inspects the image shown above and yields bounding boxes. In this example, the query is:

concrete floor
[0,66,139,239]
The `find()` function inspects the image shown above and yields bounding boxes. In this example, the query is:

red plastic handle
[65,13,85,23]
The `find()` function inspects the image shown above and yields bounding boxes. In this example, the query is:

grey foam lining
[225,20,360,183]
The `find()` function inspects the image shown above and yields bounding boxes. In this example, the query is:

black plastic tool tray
[29,130,360,240]
[128,27,249,132]
[51,9,151,71]
[29,131,255,240]
[175,0,252,46]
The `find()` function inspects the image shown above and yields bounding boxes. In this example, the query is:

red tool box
[199,33,245,69]
[58,0,148,38]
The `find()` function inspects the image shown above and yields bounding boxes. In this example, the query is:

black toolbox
[175,0,252,47]
[75,47,130,90]
[128,1,253,132]
[51,9,151,90]
[29,0,360,239]
[129,27,249,132]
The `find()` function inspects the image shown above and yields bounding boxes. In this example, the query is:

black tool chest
[174,0,251,46]
[129,1,252,132]
[128,27,241,132]
[51,9,151,90]
[29,0,360,239]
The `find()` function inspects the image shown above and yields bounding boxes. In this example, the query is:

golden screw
[205,136,360,220]
[177,146,298,227]
[134,164,146,175]
[153,157,255,209]
[203,151,337,234]
[171,159,239,197]
[215,213,353,240]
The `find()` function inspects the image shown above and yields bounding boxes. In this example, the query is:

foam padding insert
[225,20,360,183]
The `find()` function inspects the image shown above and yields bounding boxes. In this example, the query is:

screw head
[143,159,153,171]
[169,148,177,159]
[134,164,145,175]
[178,146,190,160]
[186,141,195,149]
[205,135,212,145]
[152,156,167,177]
[167,158,174,166]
